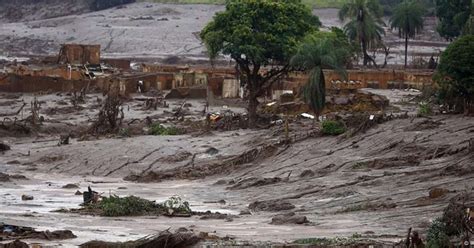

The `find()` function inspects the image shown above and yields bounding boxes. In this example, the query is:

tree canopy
[201,0,320,126]
[390,0,424,67]
[435,0,471,40]
[339,0,385,67]
[436,35,474,113]
[291,33,349,117]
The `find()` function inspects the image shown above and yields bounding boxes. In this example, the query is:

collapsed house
[0,43,435,101]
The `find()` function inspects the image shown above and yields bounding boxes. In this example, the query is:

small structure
[58,44,101,65]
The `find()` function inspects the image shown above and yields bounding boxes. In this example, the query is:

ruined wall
[102,58,131,70]
[58,44,101,65]
[0,74,94,92]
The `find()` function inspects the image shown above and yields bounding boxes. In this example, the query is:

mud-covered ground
[0,90,473,246]
[0,2,448,66]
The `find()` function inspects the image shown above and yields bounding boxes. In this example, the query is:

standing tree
[339,0,385,67]
[435,35,474,114]
[390,0,424,68]
[290,34,349,118]
[435,0,471,40]
[200,0,320,127]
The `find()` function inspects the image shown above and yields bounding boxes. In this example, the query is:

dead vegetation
[88,92,124,135]
[79,229,200,248]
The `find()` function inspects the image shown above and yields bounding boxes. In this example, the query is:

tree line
[200,0,473,126]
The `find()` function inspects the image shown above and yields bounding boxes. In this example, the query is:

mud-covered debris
[205,147,219,155]
[249,199,295,212]
[299,170,315,178]
[271,212,309,225]
[21,195,33,201]
[0,143,10,152]
[79,229,200,248]
[239,209,251,215]
[0,172,10,182]
[0,239,29,248]
[429,188,449,199]
[0,224,76,241]
[62,183,79,189]
[198,211,235,221]
[228,177,282,190]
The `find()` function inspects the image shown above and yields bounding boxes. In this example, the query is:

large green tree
[201,0,320,127]
[435,35,474,113]
[339,0,385,67]
[390,0,424,68]
[435,0,471,40]
[290,34,348,118]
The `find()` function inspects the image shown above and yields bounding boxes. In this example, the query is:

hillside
[0,0,135,23]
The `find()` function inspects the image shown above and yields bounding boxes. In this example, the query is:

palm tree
[390,0,425,68]
[290,36,348,118]
[339,0,385,67]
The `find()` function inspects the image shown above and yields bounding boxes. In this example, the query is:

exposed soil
[0,2,448,66]
[0,90,473,246]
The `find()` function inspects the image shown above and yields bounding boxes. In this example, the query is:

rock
[75,190,83,195]
[62,183,79,189]
[299,170,315,178]
[271,212,309,225]
[21,195,34,201]
[239,209,251,215]
[0,143,11,151]
[1,239,29,248]
[429,188,449,199]
[249,199,295,212]
[214,179,228,185]
[10,174,27,180]
[205,147,219,155]
[0,172,11,182]
[334,96,350,105]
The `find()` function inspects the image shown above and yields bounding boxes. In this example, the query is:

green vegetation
[339,0,385,67]
[291,32,349,117]
[87,195,192,217]
[141,0,348,8]
[390,0,424,68]
[294,235,362,246]
[426,218,451,248]
[435,0,471,40]
[418,102,433,116]
[321,120,346,135]
[149,123,180,135]
[201,0,320,127]
[435,35,474,114]
[99,195,162,217]
[118,128,130,137]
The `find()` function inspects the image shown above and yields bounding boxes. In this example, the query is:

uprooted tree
[200,0,320,127]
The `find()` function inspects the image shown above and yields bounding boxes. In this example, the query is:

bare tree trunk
[362,39,368,66]
[405,33,409,68]
[248,92,258,128]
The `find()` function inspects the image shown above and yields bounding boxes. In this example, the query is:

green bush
[418,102,433,116]
[426,218,451,248]
[149,123,180,135]
[118,128,130,137]
[100,195,160,217]
[321,120,346,135]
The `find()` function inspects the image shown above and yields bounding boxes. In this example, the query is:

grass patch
[321,120,346,135]
[149,123,180,135]
[294,234,362,246]
[139,0,346,8]
[418,102,433,116]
